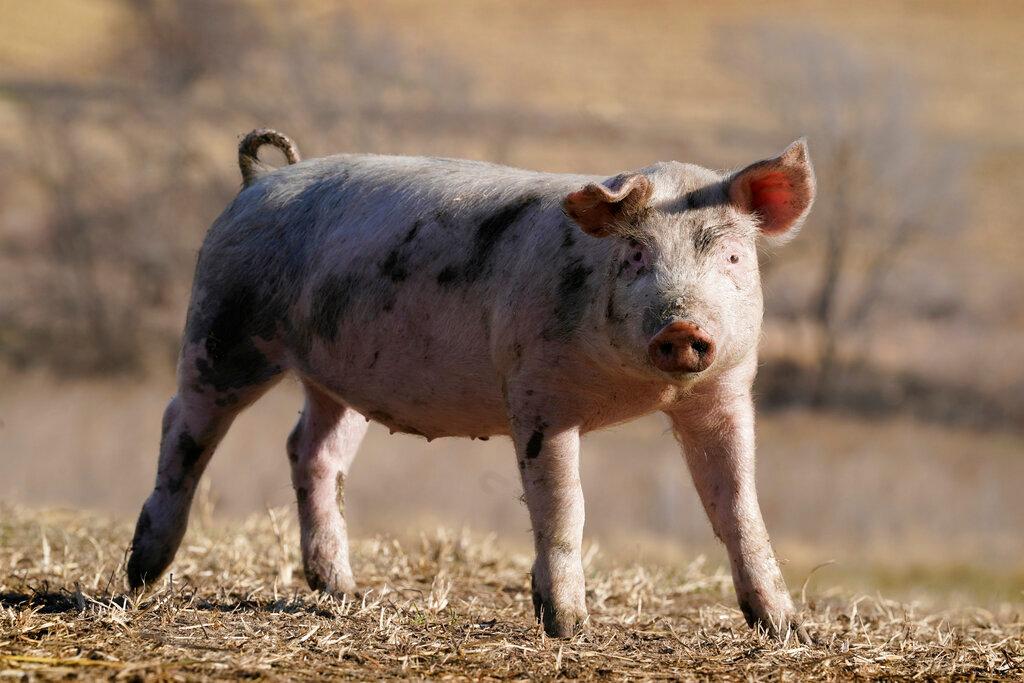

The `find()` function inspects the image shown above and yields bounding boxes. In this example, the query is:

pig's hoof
[539,604,588,638]
[125,507,179,591]
[307,574,357,597]
[126,545,173,591]
[740,601,813,644]
[546,610,587,638]
[532,590,587,638]
[304,562,357,597]
[756,617,813,645]
[768,619,813,645]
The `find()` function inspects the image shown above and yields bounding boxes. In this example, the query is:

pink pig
[128,129,815,640]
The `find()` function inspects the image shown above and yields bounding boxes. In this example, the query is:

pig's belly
[289,290,682,439]
[295,307,512,439]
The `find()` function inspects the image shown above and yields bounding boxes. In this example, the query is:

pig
[127,128,816,641]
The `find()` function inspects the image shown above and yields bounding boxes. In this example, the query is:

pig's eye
[728,253,740,265]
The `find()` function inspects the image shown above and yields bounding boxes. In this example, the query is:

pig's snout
[647,321,716,374]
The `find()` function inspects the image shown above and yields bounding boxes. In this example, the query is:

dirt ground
[2,506,1021,680]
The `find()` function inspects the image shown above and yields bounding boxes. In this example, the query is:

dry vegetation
[1,506,1022,680]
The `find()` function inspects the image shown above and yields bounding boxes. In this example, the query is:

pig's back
[234,154,593,438]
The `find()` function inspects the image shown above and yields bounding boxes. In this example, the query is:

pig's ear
[728,139,816,240]
[563,174,653,238]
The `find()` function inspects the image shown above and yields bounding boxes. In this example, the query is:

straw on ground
[1,505,1021,680]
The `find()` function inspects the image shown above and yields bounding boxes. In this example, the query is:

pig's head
[563,140,815,384]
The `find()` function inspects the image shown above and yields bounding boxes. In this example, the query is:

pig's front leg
[508,398,587,637]
[666,381,809,643]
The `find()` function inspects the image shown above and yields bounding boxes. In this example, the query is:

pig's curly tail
[238,128,302,188]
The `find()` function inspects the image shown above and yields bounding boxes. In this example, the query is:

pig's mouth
[647,321,717,375]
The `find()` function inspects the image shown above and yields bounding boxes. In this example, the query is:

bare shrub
[0,1,472,375]
[720,26,969,403]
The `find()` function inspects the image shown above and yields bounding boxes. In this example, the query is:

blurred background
[1,1,1021,605]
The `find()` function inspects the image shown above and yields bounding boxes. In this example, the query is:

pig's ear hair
[727,138,816,242]
[563,174,653,238]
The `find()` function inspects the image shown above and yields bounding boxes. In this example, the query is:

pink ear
[563,174,652,237]
[728,139,816,238]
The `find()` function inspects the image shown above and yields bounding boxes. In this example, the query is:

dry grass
[2,506,1021,680]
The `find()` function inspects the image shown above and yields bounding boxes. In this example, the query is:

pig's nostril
[648,322,716,374]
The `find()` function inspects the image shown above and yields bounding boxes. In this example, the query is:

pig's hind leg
[127,326,286,589]
[287,382,368,596]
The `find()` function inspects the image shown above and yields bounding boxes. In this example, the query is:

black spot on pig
[605,289,624,324]
[214,393,239,407]
[177,433,204,471]
[296,487,308,504]
[525,428,545,459]
[402,220,422,244]
[642,306,667,338]
[311,273,358,342]
[190,286,273,346]
[738,598,756,627]
[190,285,283,393]
[436,266,458,286]
[661,182,728,213]
[543,258,593,341]
[165,432,205,493]
[437,195,540,287]
[468,195,539,278]
[380,224,421,284]
[531,574,559,630]
[379,249,409,282]
[194,353,279,396]
[561,221,576,249]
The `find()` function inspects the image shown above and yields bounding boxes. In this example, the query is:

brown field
[2,506,1022,680]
